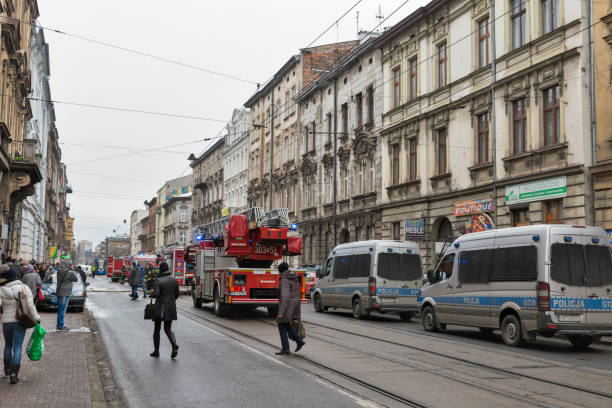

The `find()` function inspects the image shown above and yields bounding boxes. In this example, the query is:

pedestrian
[0,264,41,384]
[150,261,179,359]
[275,262,305,355]
[76,265,87,286]
[55,262,78,331]
[90,264,96,279]
[138,263,146,298]
[128,262,140,300]
[20,264,42,305]
[38,264,47,281]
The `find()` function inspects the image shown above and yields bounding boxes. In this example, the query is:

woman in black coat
[150,262,180,359]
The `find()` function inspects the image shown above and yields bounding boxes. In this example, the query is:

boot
[169,332,179,359]
[9,365,20,384]
[4,361,10,376]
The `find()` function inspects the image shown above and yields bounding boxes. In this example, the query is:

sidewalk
[0,309,114,407]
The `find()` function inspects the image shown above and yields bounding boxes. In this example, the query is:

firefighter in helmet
[144,262,159,297]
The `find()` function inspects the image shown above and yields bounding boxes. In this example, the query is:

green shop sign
[505,176,567,205]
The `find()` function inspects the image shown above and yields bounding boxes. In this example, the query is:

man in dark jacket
[21,264,42,305]
[128,262,141,300]
[150,262,179,359]
[275,262,305,355]
[76,266,87,285]
[56,263,78,331]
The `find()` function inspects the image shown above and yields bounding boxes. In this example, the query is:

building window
[287,184,293,211]
[341,103,348,135]
[543,86,560,146]
[544,199,563,223]
[283,136,288,164]
[512,208,530,226]
[369,159,375,192]
[285,90,290,117]
[437,43,447,88]
[326,112,332,144]
[355,226,362,241]
[477,112,490,164]
[366,86,374,124]
[342,168,349,199]
[288,133,294,162]
[356,158,366,195]
[326,172,332,202]
[392,67,401,108]
[275,99,281,125]
[392,144,400,185]
[355,92,363,128]
[409,137,417,180]
[392,222,401,240]
[512,97,527,153]
[542,0,558,34]
[304,126,309,153]
[511,0,526,49]
[437,128,447,175]
[478,18,489,68]
[310,121,316,152]
[409,58,417,100]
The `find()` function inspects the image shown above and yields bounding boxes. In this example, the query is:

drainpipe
[491,0,498,227]
[587,0,597,226]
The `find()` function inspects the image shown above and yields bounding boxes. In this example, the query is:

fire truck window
[459,249,491,284]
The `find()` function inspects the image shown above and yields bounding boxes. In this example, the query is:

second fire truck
[191,207,304,317]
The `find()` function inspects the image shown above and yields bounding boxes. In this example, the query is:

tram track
[296,316,612,401]
[176,304,430,408]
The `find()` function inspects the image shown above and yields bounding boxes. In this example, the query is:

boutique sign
[454,198,494,217]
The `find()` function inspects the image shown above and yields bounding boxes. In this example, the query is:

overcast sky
[38,0,428,247]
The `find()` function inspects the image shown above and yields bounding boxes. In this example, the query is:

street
[88,277,612,408]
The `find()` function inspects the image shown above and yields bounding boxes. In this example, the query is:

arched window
[437,218,452,242]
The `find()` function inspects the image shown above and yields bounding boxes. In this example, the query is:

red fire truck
[191,207,304,317]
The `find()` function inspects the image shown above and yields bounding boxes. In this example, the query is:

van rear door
[549,231,588,326]
[375,245,422,307]
[584,239,612,331]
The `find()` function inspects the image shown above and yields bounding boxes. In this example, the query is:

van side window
[324,259,332,277]
[378,253,423,281]
[585,245,612,286]
[459,249,491,284]
[333,256,349,279]
[550,243,584,286]
[435,253,455,281]
[490,245,537,282]
[348,254,371,278]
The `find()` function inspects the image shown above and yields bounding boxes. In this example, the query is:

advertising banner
[49,246,57,259]
[454,198,494,216]
[404,219,425,240]
[505,176,567,205]
[465,213,494,234]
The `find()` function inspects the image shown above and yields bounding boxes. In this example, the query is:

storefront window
[512,208,530,226]
[544,199,563,224]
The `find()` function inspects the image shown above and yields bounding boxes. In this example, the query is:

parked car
[39,270,88,312]
[305,272,317,298]
[418,225,612,348]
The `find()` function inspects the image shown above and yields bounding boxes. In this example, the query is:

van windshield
[551,243,612,287]
[377,253,422,281]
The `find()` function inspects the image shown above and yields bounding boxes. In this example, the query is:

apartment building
[223,108,250,214]
[191,138,225,226]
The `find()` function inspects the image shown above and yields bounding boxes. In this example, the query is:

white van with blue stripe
[313,240,423,320]
[418,225,612,348]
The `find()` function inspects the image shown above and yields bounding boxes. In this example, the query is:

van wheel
[213,287,226,317]
[266,305,279,318]
[399,312,414,322]
[479,327,495,335]
[501,314,523,346]
[313,294,326,313]
[568,335,594,350]
[352,298,368,319]
[422,306,439,332]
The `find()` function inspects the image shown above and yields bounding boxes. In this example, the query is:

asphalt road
[87,278,362,408]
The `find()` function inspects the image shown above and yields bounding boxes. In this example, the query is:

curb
[88,311,128,408]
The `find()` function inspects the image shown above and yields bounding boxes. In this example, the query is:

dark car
[40,271,87,312]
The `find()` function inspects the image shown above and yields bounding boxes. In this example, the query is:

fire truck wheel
[213,287,227,317]
[266,305,279,318]
[192,292,203,309]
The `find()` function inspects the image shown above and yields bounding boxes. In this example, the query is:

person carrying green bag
[26,323,46,361]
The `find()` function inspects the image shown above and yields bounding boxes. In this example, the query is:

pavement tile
[0,310,93,407]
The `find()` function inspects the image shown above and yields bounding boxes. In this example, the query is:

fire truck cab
[191,207,304,317]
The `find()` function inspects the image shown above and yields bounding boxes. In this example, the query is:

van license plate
[558,314,582,322]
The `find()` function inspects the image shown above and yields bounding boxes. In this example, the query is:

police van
[313,240,423,320]
[418,225,612,348]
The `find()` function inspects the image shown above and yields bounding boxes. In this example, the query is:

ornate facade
[191,138,225,227]
[223,108,250,214]
[295,34,383,266]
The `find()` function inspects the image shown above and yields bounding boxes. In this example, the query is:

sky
[38,0,429,247]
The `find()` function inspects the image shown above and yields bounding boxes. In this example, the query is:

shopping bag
[26,324,46,361]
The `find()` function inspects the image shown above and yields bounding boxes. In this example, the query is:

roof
[162,192,192,209]
[244,55,300,108]
[190,137,225,167]
[295,35,381,103]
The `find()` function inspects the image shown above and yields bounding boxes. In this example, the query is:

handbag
[144,299,161,320]
[290,318,306,339]
[16,286,38,329]
[36,285,44,304]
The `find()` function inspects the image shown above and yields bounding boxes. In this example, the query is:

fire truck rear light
[537,281,550,311]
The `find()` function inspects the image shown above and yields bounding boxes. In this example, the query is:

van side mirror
[426,269,434,283]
